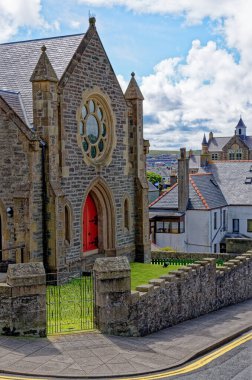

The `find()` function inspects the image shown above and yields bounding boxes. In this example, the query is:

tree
[147,171,162,187]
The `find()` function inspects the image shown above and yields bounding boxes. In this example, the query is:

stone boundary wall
[226,238,252,254]
[151,250,237,261]
[94,253,252,336]
[0,263,46,337]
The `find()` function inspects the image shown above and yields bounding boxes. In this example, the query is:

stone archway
[82,180,116,257]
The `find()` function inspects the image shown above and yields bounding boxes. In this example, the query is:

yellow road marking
[0,332,250,380]
[117,332,252,380]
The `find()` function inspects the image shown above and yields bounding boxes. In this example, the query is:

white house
[149,148,252,253]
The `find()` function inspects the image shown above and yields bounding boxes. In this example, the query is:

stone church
[200,117,252,166]
[0,17,150,274]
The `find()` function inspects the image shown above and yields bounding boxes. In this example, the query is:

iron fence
[151,257,225,266]
[46,271,95,335]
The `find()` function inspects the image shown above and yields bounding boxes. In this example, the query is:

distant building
[149,148,252,253]
[148,181,159,204]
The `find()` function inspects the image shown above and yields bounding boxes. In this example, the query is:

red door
[83,194,98,252]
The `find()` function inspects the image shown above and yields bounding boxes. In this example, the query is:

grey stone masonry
[0,263,46,337]
[93,256,132,335]
[226,238,252,254]
[94,252,252,336]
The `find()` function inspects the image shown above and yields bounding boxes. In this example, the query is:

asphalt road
[165,339,252,380]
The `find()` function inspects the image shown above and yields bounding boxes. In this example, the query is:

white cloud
[117,74,128,92]
[0,0,59,42]
[69,20,81,29]
[80,0,252,149]
[138,37,252,149]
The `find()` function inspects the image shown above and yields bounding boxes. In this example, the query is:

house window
[214,244,217,253]
[223,210,227,231]
[155,218,184,234]
[233,219,239,233]
[124,199,129,230]
[229,152,235,160]
[64,205,71,244]
[245,177,252,184]
[228,147,243,160]
[211,153,218,160]
[214,212,217,230]
[236,152,242,160]
[247,219,252,232]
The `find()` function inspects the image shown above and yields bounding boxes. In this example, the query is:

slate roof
[0,34,84,125]
[236,117,246,129]
[150,184,178,210]
[208,137,231,152]
[148,181,159,192]
[189,154,201,169]
[200,161,252,205]
[0,89,28,125]
[149,173,227,212]
[189,173,227,209]
[208,136,252,151]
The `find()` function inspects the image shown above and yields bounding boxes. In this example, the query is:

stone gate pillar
[5,262,46,336]
[93,256,131,335]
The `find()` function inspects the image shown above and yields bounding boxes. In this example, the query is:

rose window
[79,99,109,161]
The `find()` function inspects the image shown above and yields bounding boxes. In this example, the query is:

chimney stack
[178,147,189,212]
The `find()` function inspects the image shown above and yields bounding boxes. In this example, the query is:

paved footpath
[0,299,251,378]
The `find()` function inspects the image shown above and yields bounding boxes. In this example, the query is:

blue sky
[0,0,251,150]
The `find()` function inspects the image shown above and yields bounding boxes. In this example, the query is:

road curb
[0,325,251,379]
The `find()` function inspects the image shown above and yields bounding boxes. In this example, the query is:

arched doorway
[82,181,115,255]
[83,194,98,252]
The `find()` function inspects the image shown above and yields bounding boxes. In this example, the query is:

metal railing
[151,257,225,266]
[0,245,25,272]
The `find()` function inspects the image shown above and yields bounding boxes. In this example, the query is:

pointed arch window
[124,199,129,231]
[64,205,71,244]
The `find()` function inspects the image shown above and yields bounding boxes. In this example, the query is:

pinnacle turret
[30,45,58,83]
[124,72,144,100]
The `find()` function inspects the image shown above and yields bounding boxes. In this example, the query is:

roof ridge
[190,172,212,176]
[149,182,177,207]
[211,160,252,163]
[0,33,84,46]
[0,89,20,95]
[189,177,209,210]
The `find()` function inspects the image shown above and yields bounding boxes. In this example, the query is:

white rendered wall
[227,206,252,238]
[185,210,210,252]
[155,233,185,252]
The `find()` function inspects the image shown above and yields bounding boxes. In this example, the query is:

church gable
[59,19,127,171]
[222,134,249,160]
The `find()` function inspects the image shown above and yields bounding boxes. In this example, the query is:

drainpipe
[40,140,48,272]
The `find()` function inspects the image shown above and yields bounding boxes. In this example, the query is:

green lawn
[46,263,183,334]
[46,276,94,334]
[130,262,182,290]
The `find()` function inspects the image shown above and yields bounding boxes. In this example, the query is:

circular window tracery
[78,98,110,162]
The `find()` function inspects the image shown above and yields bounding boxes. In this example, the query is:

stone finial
[89,16,96,27]
[30,45,58,83]
[125,72,144,100]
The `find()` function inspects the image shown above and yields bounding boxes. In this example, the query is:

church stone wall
[0,107,43,263]
[59,30,136,268]
[94,253,252,336]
